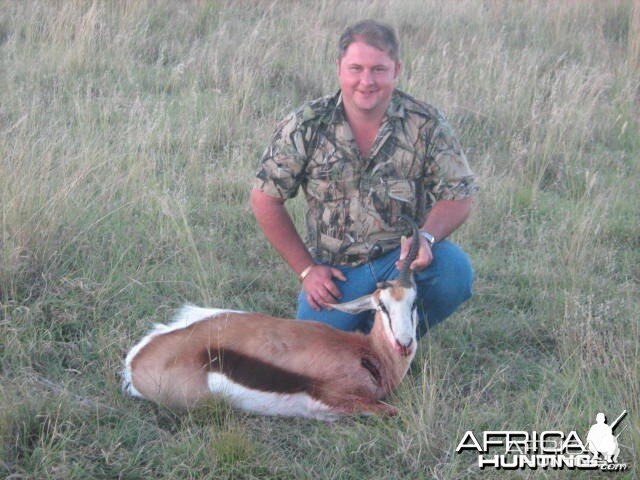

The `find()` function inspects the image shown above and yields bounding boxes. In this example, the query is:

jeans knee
[458,262,474,302]
[446,256,473,304]
[416,242,474,325]
[429,270,473,308]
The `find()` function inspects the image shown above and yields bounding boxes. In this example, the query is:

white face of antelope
[376,283,418,357]
[329,279,419,357]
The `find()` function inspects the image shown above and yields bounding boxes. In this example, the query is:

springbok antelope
[123,217,421,421]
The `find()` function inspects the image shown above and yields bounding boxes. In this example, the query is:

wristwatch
[419,231,436,248]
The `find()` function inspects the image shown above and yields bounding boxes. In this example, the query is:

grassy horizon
[1,1,638,478]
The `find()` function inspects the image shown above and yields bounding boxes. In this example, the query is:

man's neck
[344,109,387,158]
[342,104,386,130]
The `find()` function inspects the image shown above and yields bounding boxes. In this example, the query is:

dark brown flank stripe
[200,348,316,394]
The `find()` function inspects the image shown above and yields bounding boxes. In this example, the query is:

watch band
[419,231,436,247]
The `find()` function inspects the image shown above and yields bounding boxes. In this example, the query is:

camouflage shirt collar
[331,89,406,125]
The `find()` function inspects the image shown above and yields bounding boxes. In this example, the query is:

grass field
[1,1,638,478]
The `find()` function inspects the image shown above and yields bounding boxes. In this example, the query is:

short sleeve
[253,112,309,200]
[426,115,478,201]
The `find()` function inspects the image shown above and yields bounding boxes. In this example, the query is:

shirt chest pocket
[380,178,416,203]
[366,177,417,226]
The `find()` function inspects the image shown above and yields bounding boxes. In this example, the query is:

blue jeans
[296,240,473,337]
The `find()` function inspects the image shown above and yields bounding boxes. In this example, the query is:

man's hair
[338,19,400,62]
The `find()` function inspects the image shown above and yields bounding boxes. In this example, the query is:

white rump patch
[121,364,144,398]
[122,305,243,397]
[207,372,338,421]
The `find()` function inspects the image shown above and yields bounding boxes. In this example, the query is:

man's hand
[394,197,474,272]
[301,265,347,311]
[395,235,432,272]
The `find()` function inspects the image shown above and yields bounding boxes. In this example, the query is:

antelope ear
[328,294,377,314]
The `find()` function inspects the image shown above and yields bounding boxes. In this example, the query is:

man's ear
[394,61,402,79]
[328,294,377,314]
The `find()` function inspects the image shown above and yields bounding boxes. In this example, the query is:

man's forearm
[421,197,474,242]
[250,188,315,276]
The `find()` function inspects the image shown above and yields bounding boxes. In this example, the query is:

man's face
[337,41,401,120]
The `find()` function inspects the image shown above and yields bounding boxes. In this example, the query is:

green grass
[1,1,638,478]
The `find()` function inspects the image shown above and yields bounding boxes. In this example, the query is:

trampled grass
[1,1,638,478]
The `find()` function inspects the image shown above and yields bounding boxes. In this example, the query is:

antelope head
[330,216,420,357]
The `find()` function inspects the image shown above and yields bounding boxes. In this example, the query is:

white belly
[207,372,338,421]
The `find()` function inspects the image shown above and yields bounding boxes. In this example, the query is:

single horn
[398,215,420,286]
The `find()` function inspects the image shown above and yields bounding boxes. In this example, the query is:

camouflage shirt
[254,89,478,266]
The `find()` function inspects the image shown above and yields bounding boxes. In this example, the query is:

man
[251,20,477,336]
[586,413,620,463]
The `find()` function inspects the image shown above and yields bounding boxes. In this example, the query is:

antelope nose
[395,338,413,356]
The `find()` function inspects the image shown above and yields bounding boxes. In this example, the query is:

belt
[341,242,386,265]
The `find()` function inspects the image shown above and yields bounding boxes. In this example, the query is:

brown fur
[129,309,412,413]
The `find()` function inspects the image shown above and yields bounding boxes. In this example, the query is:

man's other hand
[301,265,347,310]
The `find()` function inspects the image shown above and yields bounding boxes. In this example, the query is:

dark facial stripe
[378,301,395,338]
[200,348,316,395]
